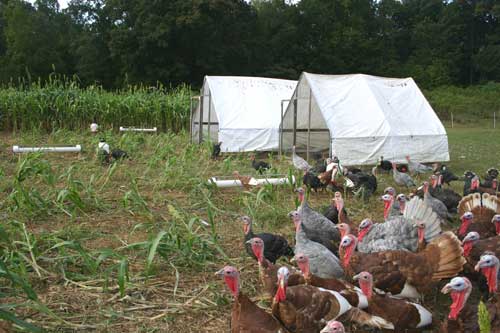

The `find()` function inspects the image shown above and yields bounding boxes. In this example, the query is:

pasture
[0,126,499,332]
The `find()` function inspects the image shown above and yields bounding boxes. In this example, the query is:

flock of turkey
[216,147,500,332]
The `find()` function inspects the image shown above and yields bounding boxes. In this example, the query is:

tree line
[0,0,498,90]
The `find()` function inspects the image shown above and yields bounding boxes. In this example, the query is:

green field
[0,127,499,332]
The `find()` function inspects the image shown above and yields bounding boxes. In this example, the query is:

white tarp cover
[282,72,449,165]
[192,76,297,152]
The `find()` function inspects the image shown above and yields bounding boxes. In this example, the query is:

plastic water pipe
[13,145,82,153]
[119,126,157,132]
[208,175,295,188]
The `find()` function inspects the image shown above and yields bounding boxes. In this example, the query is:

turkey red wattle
[357,226,371,242]
[481,266,498,293]
[341,241,356,267]
[417,227,425,244]
[358,279,373,300]
[337,223,350,239]
[462,241,474,257]
[448,290,467,320]
[274,278,287,303]
[459,217,472,236]
[243,223,250,235]
[224,274,239,298]
[297,191,305,203]
[251,242,264,264]
[495,221,500,235]
[383,196,393,219]
[471,178,480,190]
[398,199,406,213]
[297,257,311,279]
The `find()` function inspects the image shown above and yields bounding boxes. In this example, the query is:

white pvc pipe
[208,176,295,188]
[13,145,82,153]
[119,126,157,132]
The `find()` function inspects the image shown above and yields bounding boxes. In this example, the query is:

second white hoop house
[191,76,297,152]
[281,72,450,165]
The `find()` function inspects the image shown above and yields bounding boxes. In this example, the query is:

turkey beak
[215,269,224,276]
[352,273,360,281]
[290,257,296,263]
[441,283,452,294]
[245,239,252,244]
[474,260,484,272]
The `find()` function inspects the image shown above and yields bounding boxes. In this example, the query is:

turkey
[250,155,270,174]
[302,171,323,192]
[474,253,500,330]
[433,174,461,214]
[440,277,479,333]
[240,216,293,264]
[345,169,377,200]
[463,171,478,196]
[295,188,340,254]
[233,171,258,190]
[462,232,500,268]
[379,156,393,172]
[246,237,294,299]
[457,193,500,239]
[294,253,370,309]
[392,162,416,187]
[434,164,459,185]
[322,194,348,225]
[356,196,442,253]
[290,210,344,279]
[422,181,450,224]
[474,252,499,295]
[215,266,284,332]
[272,267,394,332]
[381,193,400,220]
[482,167,499,190]
[405,155,433,175]
[352,271,433,330]
[211,141,222,159]
[292,145,311,172]
[320,321,345,333]
[340,231,466,300]
[312,157,331,174]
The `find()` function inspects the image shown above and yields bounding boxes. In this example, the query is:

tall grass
[425,82,500,123]
[0,76,192,132]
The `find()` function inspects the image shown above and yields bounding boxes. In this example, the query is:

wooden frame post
[307,88,312,161]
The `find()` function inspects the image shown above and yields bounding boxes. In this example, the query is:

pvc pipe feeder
[119,126,157,132]
[208,175,295,188]
[13,145,82,153]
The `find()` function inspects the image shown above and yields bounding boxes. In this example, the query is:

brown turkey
[216,266,285,333]
[339,231,466,300]
[272,267,394,332]
[462,232,500,269]
[440,277,479,333]
[353,271,433,330]
[457,192,500,239]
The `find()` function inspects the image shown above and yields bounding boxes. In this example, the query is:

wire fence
[440,112,498,129]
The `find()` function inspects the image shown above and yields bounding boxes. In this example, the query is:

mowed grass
[0,126,499,332]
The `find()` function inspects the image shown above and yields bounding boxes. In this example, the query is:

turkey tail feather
[345,308,395,329]
[426,232,466,280]
[403,197,441,241]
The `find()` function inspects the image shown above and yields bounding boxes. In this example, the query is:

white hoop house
[191,76,297,152]
[281,72,449,165]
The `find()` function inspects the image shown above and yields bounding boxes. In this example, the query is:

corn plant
[0,76,192,132]
[479,301,491,333]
